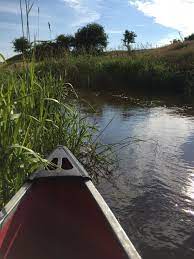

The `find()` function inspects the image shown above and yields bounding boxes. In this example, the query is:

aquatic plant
[0,60,116,208]
[33,54,179,93]
[0,0,118,208]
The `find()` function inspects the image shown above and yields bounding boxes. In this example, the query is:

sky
[1,0,194,58]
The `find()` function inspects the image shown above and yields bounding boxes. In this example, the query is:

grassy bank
[0,61,114,208]
[33,54,185,94]
[6,40,194,96]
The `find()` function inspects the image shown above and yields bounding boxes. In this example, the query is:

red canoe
[0,146,141,259]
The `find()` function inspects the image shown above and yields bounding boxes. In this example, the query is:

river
[79,90,194,259]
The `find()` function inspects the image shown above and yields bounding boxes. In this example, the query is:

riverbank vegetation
[6,25,194,97]
[0,2,127,208]
[0,60,117,208]
[34,55,177,93]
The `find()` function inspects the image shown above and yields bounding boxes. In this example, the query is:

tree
[184,33,194,41]
[74,23,108,53]
[56,34,75,51]
[13,37,30,54]
[171,39,181,44]
[33,41,58,60]
[123,30,137,52]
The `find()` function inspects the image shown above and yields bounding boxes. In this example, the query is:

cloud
[135,24,145,27]
[129,0,194,36]
[107,30,123,34]
[63,0,82,9]
[0,1,36,16]
[0,21,44,32]
[0,22,19,30]
[63,0,101,26]
[0,1,50,19]
[157,33,178,46]
[0,2,20,15]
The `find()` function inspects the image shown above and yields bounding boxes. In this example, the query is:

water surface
[80,90,194,259]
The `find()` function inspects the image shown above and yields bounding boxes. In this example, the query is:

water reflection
[184,171,194,202]
[80,90,194,259]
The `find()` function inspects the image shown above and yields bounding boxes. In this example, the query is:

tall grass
[7,48,192,95]
[0,60,115,208]
[34,54,184,93]
[0,0,118,208]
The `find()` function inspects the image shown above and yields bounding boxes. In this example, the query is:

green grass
[33,54,184,94]
[0,0,120,209]
[7,40,194,95]
[0,60,115,208]
[142,40,194,70]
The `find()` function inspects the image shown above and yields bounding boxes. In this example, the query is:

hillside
[144,40,194,70]
[106,40,194,71]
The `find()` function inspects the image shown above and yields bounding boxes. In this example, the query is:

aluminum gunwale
[0,146,141,259]
[53,146,141,259]
[30,146,90,180]
[85,180,141,259]
[0,182,32,230]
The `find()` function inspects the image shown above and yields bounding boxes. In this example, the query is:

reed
[0,1,119,208]
[0,58,116,208]
[33,54,181,93]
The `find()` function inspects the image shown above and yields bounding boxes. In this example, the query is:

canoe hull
[0,178,130,259]
[0,147,141,259]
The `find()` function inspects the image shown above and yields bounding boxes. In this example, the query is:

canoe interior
[0,178,128,259]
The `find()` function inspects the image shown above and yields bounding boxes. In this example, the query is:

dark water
[80,90,194,259]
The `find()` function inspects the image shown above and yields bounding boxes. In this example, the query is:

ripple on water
[81,92,194,259]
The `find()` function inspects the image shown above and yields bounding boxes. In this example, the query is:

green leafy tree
[74,23,108,53]
[56,34,75,51]
[171,39,181,44]
[123,30,137,52]
[13,37,30,54]
[33,41,58,60]
[184,33,194,41]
